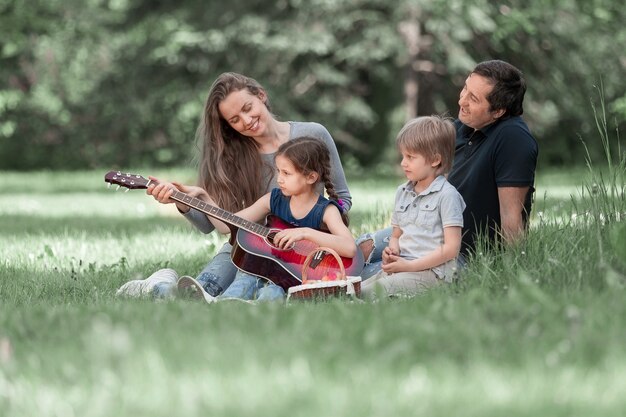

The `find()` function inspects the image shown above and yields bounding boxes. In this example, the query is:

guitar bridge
[308,249,327,269]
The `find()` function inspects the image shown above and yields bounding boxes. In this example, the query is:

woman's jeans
[356,227,393,280]
[154,242,285,301]
[200,242,284,301]
[219,272,285,302]
[195,242,239,296]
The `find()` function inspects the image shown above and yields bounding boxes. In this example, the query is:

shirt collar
[402,175,446,197]
[460,115,510,138]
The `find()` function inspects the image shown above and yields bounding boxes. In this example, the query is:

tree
[1,0,623,170]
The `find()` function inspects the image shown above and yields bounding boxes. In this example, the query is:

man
[447,60,538,255]
[357,60,538,271]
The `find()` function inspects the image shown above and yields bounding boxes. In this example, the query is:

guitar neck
[168,190,270,237]
[104,171,270,236]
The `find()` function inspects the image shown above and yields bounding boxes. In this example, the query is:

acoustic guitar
[104,171,364,290]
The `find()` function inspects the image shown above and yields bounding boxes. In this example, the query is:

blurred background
[1,0,624,172]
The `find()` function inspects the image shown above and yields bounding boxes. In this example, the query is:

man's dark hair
[472,60,526,117]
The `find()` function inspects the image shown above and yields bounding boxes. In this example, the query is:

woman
[116,72,352,301]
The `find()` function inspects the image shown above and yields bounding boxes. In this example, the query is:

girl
[177,137,357,302]
[116,73,352,299]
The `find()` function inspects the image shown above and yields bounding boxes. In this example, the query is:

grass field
[1,164,625,416]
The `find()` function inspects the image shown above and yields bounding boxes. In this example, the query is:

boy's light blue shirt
[391,175,466,281]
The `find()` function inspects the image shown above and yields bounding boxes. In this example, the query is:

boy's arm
[411,226,462,271]
[382,226,462,273]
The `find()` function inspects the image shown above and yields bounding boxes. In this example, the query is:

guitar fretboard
[169,190,271,237]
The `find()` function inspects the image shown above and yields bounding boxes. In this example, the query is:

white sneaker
[142,268,178,295]
[116,268,178,298]
[116,279,146,298]
[177,276,216,304]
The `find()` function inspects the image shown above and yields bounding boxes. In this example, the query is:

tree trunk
[398,6,421,121]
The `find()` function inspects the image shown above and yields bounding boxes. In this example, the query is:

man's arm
[497,186,530,245]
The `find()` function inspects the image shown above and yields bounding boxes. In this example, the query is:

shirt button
[413,204,417,207]
[400,206,404,209]
[425,205,429,208]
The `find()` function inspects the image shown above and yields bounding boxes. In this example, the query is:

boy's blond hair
[396,115,456,175]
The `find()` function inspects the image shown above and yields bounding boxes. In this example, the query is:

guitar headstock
[104,171,150,190]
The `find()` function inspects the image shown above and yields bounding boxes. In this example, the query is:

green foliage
[609,222,626,272]
[1,0,625,169]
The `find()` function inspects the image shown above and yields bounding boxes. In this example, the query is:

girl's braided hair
[276,137,349,226]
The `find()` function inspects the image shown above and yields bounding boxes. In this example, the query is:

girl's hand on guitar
[273,228,310,250]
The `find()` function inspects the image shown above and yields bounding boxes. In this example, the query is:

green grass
[1,162,625,416]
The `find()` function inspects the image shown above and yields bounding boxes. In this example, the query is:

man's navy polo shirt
[447,116,538,255]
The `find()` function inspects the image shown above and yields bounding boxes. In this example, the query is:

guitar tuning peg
[107,183,111,189]
[124,188,130,193]
[116,185,121,191]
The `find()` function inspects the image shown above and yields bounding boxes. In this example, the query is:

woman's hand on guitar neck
[146,176,209,214]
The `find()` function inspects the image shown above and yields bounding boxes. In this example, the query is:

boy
[361,116,466,297]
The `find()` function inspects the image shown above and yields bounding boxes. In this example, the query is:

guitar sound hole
[266,229,294,251]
